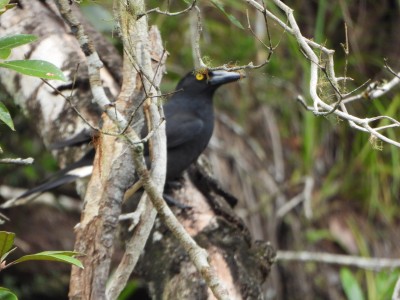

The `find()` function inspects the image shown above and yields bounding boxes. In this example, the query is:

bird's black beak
[209,70,243,86]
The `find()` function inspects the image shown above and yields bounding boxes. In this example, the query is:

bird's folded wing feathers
[50,129,94,149]
[165,113,204,148]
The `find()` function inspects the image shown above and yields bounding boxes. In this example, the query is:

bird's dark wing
[51,129,94,149]
[165,112,204,149]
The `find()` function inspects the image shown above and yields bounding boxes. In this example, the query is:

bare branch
[277,251,400,271]
[0,157,34,165]
[244,0,400,147]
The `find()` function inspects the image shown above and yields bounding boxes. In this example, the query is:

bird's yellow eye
[195,73,205,81]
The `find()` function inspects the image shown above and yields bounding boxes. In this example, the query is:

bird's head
[176,69,243,95]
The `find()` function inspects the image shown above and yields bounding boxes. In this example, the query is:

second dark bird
[17,70,243,199]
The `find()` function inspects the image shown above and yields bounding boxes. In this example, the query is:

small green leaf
[0,60,67,81]
[0,1,16,16]
[13,251,84,269]
[0,0,9,10]
[210,0,244,30]
[0,287,18,300]
[0,232,15,259]
[0,34,37,59]
[340,268,365,300]
[0,102,15,131]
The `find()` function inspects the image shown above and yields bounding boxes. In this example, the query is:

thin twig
[136,0,197,19]
[41,79,100,133]
[384,58,400,80]
[192,6,206,68]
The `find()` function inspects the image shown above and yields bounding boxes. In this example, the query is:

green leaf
[376,271,399,300]
[0,0,9,10]
[118,280,139,300]
[0,287,18,300]
[0,102,15,131]
[0,34,37,59]
[0,232,15,260]
[340,268,365,300]
[210,0,244,30]
[0,1,16,16]
[12,251,84,269]
[0,60,67,81]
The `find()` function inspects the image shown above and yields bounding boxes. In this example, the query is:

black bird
[16,70,242,199]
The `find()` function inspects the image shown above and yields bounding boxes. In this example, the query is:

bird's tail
[14,150,95,200]
[15,173,84,200]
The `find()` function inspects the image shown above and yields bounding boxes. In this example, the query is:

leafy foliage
[0,231,83,299]
[0,34,37,59]
[0,231,83,271]
[0,10,66,147]
[0,287,18,300]
[0,102,14,131]
[0,60,66,81]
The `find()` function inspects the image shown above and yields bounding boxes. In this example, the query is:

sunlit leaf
[0,232,15,261]
[340,268,365,300]
[0,60,66,81]
[0,34,37,59]
[0,0,9,10]
[0,102,15,131]
[0,287,18,300]
[0,1,16,15]
[210,0,244,30]
[13,251,83,269]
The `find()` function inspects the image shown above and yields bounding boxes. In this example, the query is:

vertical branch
[52,2,125,300]
[55,1,166,299]
[106,1,167,295]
